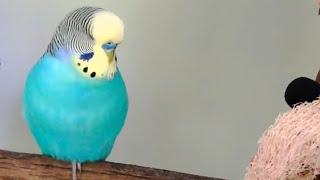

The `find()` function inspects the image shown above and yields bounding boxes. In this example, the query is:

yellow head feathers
[75,9,124,80]
[91,11,124,45]
[47,7,124,80]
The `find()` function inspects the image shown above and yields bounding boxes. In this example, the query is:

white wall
[0,0,319,179]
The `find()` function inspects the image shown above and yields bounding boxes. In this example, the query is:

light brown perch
[0,149,223,180]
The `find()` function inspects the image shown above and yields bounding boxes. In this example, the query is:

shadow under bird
[23,7,128,180]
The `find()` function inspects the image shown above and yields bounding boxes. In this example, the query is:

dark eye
[102,42,117,50]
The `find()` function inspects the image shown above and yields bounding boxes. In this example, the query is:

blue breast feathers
[23,54,128,163]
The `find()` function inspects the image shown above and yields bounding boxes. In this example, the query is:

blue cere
[102,42,117,51]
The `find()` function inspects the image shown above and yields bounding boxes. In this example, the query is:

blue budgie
[23,7,128,179]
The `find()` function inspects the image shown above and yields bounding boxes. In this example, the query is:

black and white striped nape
[47,7,103,57]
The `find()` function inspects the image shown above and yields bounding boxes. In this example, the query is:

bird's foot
[72,161,77,180]
[72,161,82,179]
[77,162,82,174]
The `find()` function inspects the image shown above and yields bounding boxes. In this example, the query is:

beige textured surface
[246,100,320,179]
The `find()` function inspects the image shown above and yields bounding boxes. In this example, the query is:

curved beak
[102,43,117,63]
[106,50,116,63]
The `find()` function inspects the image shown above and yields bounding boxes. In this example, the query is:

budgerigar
[23,7,128,179]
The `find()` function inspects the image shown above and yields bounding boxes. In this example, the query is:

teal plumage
[22,7,128,170]
[23,53,128,162]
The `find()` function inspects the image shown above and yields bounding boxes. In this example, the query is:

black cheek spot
[77,63,80,66]
[90,72,96,78]
[83,67,88,73]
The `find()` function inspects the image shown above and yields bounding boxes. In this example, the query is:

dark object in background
[284,77,320,108]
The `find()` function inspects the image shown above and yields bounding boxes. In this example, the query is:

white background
[0,0,319,179]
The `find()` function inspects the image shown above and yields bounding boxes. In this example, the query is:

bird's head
[47,7,124,80]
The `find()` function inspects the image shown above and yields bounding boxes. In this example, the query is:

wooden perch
[0,149,223,180]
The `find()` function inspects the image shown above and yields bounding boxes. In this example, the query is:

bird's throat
[73,46,117,79]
